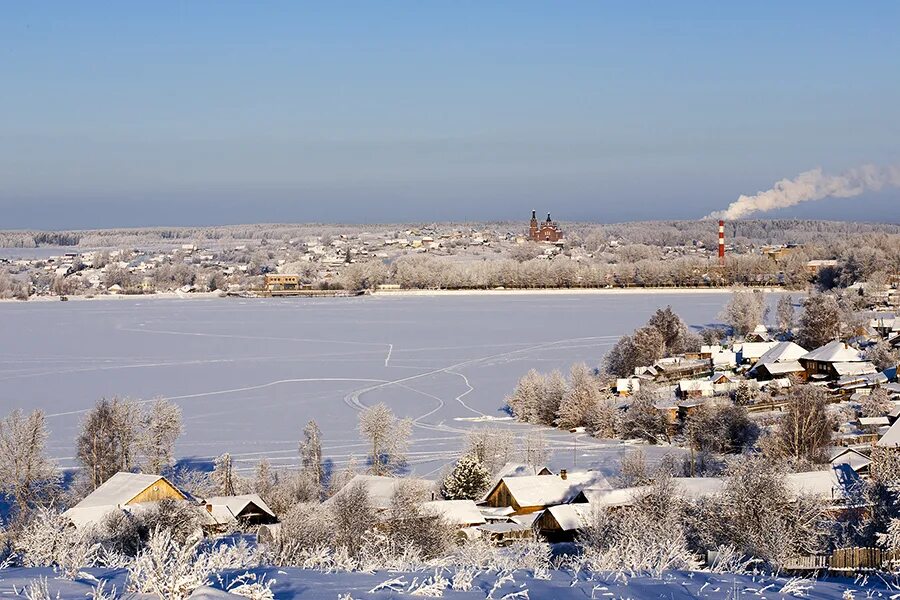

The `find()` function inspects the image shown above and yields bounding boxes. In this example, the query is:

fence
[784,547,896,573]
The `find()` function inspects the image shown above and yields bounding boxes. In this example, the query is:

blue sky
[1,2,898,228]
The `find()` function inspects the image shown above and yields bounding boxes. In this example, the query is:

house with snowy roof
[799,341,863,379]
[421,499,486,528]
[202,494,277,530]
[324,474,436,511]
[63,472,187,528]
[735,341,780,365]
[483,470,610,515]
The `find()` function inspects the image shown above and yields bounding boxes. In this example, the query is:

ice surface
[0,293,737,476]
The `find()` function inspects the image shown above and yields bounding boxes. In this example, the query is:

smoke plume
[707,164,900,220]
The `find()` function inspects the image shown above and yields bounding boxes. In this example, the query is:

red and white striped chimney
[718,220,725,266]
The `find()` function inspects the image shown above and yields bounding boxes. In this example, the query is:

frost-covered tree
[465,427,515,474]
[684,403,756,455]
[776,295,795,335]
[860,387,892,418]
[541,370,568,425]
[505,369,546,423]
[616,449,650,488]
[589,395,620,438]
[776,385,833,465]
[441,453,492,500]
[212,453,237,496]
[522,430,550,469]
[138,399,182,474]
[797,294,842,350]
[330,481,377,556]
[76,398,140,490]
[358,403,412,475]
[0,410,58,515]
[866,339,900,371]
[646,306,690,355]
[299,419,325,491]
[620,388,669,444]
[557,363,600,429]
[721,289,767,338]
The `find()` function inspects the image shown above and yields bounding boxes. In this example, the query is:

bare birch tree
[0,409,58,514]
[357,403,412,475]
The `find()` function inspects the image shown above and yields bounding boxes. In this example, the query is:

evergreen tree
[441,453,492,500]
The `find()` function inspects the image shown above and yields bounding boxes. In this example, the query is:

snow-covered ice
[0,293,737,475]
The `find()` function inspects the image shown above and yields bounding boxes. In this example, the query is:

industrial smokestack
[718,220,725,266]
[707,164,900,220]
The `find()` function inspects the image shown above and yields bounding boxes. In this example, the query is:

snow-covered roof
[491,471,609,508]
[753,360,805,376]
[832,362,877,377]
[784,465,861,501]
[736,341,780,361]
[325,474,435,510]
[422,500,486,526]
[859,416,890,427]
[544,503,593,531]
[830,448,871,473]
[877,418,900,448]
[756,342,808,364]
[670,477,726,499]
[800,341,862,363]
[203,494,276,521]
[67,472,182,511]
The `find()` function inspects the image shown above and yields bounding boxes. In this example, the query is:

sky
[1,2,899,229]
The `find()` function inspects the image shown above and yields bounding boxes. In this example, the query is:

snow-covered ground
[0,293,738,476]
[0,566,883,600]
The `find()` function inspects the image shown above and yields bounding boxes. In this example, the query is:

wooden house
[202,494,277,530]
[483,471,609,515]
[799,341,863,379]
[63,472,187,528]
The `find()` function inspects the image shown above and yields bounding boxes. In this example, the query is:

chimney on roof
[559,469,567,480]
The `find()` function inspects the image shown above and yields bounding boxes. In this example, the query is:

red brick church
[528,210,563,242]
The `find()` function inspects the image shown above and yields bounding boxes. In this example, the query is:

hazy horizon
[2,2,899,229]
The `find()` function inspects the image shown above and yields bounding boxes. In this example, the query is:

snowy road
[0,292,737,475]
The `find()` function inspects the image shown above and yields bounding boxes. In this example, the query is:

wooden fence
[784,547,896,573]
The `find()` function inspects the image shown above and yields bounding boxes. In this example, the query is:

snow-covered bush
[580,478,700,578]
[127,527,259,600]
[15,508,98,578]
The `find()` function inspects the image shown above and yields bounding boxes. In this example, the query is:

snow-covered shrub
[579,477,700,578]
[15,577,58,600]
[127,528,258,600]
[219,572,275,600]
[127,528,207,600]
[15,508,98,578]
[138,499,208,544]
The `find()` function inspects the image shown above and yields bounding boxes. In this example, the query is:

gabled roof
[830,448,872,473]
[736,341,780,361]
[756,342,808,364]
[832,362,877,377]
[489,471,609,508]
[800,341,862,363]
[752,360,805,376]
[69,472,183,510]
[422,499,486,526]
[544,503,593,531]
[877,418,900,448]
[325,474,435,510]
[784,465,861,501]
[63,472,186,528]
[204,494,276,521]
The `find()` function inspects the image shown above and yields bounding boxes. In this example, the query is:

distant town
[1,215,898,301]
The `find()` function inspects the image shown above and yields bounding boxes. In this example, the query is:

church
[528,210,563,242]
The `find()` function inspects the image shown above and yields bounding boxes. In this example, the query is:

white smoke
[707,164,900,220]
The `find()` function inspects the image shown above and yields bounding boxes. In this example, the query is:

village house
[483,470,609,515]
[202,494,278,531]
[799,341,864,379]
[63,472,187,528]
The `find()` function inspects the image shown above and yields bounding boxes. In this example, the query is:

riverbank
[1,285,797,303]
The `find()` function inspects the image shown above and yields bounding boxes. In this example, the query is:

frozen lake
[0,292,738,478]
